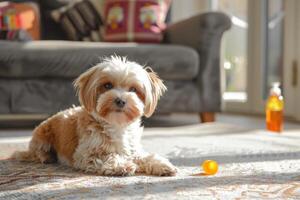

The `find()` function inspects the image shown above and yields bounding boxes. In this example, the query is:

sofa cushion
[0,79,77,114]
[0,41,199,80]
[0,79,201,115]
[102,0,171,43]
[51,0,103,41]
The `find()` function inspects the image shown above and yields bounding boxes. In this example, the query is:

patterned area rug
[0,123,300,199]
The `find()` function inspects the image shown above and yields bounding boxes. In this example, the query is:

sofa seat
[0,41,199,81]
[0,12,232,121]
[0,79,200,114]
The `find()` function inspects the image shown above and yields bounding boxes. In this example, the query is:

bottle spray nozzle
[270,82,281,96]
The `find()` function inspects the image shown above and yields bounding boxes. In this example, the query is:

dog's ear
[73,67,98,112]
[144,67,167,118]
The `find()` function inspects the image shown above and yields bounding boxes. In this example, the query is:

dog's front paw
[102,161,137,176]
[122,161,137,176]
[151,161,177,176]
[145,155,177,176]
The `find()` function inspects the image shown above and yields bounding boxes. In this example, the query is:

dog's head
[74,56,166,126]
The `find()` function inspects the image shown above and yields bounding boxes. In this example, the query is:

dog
[12,56,177,176]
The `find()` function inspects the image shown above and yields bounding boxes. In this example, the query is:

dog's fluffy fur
[12,56,177,176]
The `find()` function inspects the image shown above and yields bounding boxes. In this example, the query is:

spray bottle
[266,82,284,132]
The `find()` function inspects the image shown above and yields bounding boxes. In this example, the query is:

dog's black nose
[114,98,126,108]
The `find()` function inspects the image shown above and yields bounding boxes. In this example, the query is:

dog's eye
[103,82,113,90]
[129,87,137,93]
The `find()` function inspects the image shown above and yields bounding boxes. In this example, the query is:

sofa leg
[200,112,215,123]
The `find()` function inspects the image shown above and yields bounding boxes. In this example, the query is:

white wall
[170,0,210,22]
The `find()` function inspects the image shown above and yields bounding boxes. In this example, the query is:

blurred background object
[0,0,231,127]
[0,1,39,40]
[1,0,300,125]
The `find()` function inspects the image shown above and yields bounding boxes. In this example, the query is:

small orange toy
[202,160,218,175]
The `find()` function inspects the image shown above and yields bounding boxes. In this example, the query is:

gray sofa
[0,12,231,124]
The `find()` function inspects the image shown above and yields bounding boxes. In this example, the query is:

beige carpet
[0,123,300,199]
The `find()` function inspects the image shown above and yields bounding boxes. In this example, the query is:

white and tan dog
[12,56,177,176]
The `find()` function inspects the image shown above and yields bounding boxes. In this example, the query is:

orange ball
[202,160,218,175]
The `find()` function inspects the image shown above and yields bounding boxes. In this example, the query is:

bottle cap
[270,82,281,96]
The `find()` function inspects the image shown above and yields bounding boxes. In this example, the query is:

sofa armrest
[164,12,231,112]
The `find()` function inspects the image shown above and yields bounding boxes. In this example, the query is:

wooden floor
[0,113,300,139]
[145,113,300,129]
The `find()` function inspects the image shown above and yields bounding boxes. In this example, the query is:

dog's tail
[11,150,37,162]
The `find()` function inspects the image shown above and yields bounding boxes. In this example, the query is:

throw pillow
[51,0,103,41]
[102,0,171,43]
[0,1,40,40]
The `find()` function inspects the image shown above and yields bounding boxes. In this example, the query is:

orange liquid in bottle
[266,95,284,132]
